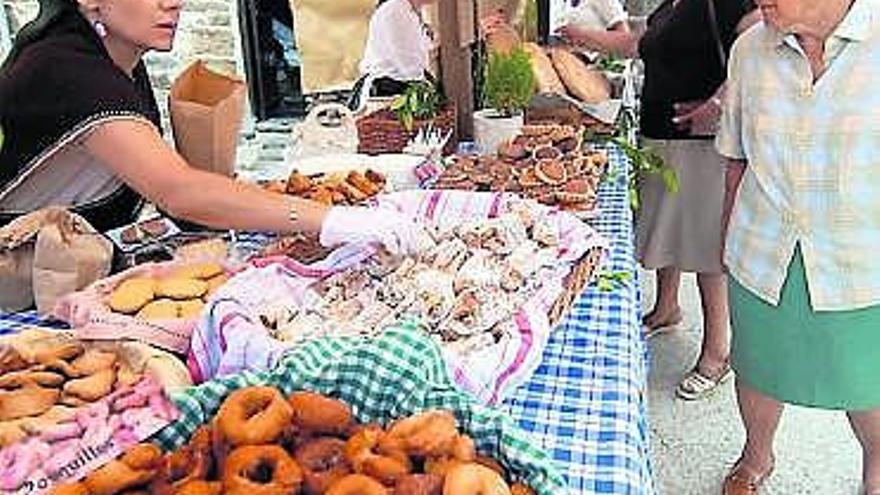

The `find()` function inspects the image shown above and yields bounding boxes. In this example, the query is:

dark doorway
[238,0,307,120]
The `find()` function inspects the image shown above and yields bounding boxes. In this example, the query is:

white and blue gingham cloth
[0,145,653,494]
[502,144,654,494]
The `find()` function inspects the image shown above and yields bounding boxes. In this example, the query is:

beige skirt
[636,138,724,274]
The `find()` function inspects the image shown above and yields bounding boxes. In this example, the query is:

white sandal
[675,364,732,401]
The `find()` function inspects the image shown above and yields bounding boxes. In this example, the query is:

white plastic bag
[287,103,359,162]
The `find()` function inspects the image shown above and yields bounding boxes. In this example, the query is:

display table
[502,144,654,494]
[0,145,653,495]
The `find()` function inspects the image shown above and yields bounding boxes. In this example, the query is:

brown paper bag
[0,208,112,314]
[32,217,113,314]
[169,60,246,177]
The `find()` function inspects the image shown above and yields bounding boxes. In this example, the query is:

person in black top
[0,0,425,254]
[560,0,759,401]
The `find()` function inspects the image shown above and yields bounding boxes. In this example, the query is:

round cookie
[177,299,205,319]
[108,278,156,314]
[136,299,179,320]
[205,274,230,297]
[156,278,208,300]
[172,262,225,281]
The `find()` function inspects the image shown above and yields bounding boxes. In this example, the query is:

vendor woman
[357,0,438,98]
[0,0,425,254]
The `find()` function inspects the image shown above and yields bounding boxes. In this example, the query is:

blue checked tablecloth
[0,144,653,494]
[502,144,654,494]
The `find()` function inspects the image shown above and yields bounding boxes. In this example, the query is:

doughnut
[451,436,476,463]
[217,387,293,446]
[345,427,411,485]
[0,344,28,374]
[395,474,444,495]
[223,445,303,495]
[121,443,163,470]
[136,299,180,320]
[424,457,463,478]
[83,459,156,495]
[325,474,389,495]
[382,411,459,458]
[151,442,211,493]
[174,480,223,495]
[288,391,353,435]
[473,457,505,476]
[294,437,352,494]
[47,482,89,495]
[442,463,510,495]
[509,483,535,495]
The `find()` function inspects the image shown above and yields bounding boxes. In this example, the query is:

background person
[559,0,760,401]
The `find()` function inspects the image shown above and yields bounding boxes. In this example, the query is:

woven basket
[548,247,604,327]
[356,103,457,155]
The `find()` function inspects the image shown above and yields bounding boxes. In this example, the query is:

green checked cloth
[155,322,568,494]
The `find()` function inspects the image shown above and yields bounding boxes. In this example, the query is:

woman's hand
[556,24,594,48]
[319,206,431,255]
[672,98,722,136]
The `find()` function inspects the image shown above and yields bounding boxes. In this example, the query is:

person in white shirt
[553,0,630,39]
[357,0,438,100]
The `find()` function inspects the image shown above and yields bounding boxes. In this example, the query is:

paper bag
[169,61,246,177]
[0,208,113,314]
[32,218,113,314]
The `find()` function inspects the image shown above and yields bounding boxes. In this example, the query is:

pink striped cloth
[187,190,608,403]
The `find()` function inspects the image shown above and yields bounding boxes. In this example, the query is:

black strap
[707,0,727,70]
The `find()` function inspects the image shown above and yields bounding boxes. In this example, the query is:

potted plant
[474,46,536,155]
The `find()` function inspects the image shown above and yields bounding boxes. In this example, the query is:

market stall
[0,2,654,493]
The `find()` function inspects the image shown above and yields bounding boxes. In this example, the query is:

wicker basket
[356,103,457,155]
[549,247,605,327]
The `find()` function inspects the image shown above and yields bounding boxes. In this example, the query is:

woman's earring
[93,19,108,38]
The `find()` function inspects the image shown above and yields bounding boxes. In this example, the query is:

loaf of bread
[523,43,566,94]
[549,48,611,104]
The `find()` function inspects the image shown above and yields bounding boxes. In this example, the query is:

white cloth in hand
[320,206,430,255]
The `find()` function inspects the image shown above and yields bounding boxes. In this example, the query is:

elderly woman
[560,0,759,400]
[0,0,424,255]
[717,0,880,492]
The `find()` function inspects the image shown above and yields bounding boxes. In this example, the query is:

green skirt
[730,249,880,411]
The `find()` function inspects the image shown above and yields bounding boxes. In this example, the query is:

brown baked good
[287,171,314,195]
[136,299,180,320]
[156,278,208,300]
[140,219,170,238]
[549,48,611,104]
[523,42,566,94]
[109,278,156,314]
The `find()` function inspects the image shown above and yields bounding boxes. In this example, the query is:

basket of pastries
[432,125,609,218]
[49,325,567,494]
[0,330,188,493]
[53,259,236,354]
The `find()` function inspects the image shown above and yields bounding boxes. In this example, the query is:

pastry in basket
[286,171,314,195]
[106,262,227,320]
[63,387,536,495]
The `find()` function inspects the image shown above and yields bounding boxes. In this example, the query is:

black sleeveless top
[637,0,755,139]
[0,0,161,231]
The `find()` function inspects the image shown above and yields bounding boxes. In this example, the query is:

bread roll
[523,43,566,94]
[549,48,611,104]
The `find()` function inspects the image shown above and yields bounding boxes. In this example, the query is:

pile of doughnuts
[50,386,536,495]
[0,341,141,446]
[107,262,229,320]
[263,169,387,206]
